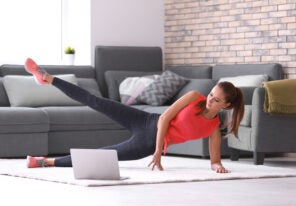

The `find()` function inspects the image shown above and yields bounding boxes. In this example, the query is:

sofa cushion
[0,107,49,133]
[239,87,256,105]
[0,78,10,106]
[119,75,160,105]
[241,105,252,127]
[170,79,216,103]
[166,65,212,79]
[3,74,82,107]
[142,106,168,114]
[42,106,124,131]
[225,105,252,127]
[133,105,168,114]
[228,126,252,151]
[137,70,189,106]
[218,74,268,87]
[77,78,102,97]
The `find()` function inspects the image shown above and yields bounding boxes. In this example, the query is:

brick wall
[165,0,296,78]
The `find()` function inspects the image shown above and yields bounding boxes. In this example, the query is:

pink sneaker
[27,156,47,168]
[24,58,48,85]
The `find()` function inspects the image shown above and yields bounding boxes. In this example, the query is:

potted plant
[64,46,75,65]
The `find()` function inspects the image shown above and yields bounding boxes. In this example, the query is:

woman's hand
[211,163,230,173]
[148,150,164,171]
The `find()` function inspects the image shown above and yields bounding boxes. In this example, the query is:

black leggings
[53,78,160,167]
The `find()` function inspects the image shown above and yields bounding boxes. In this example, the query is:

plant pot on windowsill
[64,54,75,65]
[64,46,75,65]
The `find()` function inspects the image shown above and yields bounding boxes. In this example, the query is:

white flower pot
[64,54,75,65]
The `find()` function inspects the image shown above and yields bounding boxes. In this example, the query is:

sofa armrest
[251,87,296,152]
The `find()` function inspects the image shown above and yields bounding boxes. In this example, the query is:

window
[0,0,62,65]
[0,0,91,65]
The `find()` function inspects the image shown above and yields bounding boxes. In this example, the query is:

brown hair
[196,81,245,138]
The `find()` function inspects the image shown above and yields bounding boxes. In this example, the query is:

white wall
[90,0,164,65]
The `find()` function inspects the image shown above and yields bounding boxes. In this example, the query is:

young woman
[25,58,244,173]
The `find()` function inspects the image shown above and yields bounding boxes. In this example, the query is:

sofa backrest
[0,65,101,106]
[94,46,163,98]
[166,65,212,79]
[212,63,283,81]
[165,65,214,103]
[0,65,96,78]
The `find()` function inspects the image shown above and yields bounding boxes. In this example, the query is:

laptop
[70,149,127,180]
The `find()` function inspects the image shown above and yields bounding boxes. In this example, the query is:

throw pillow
[119,75,160,105]
[3,74,82,107]
[104,70,162,101]
[137,70,189,106]
[218,74,268,87]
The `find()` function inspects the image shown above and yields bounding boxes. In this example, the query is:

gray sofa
[0,46,292,165]
[0,64,130,157]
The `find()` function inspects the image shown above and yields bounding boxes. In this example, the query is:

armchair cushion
[218,74,268,87]
[241,105,252,127]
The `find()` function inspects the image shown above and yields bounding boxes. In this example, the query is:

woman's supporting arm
[148,90,200,170]
[209,127,229,173]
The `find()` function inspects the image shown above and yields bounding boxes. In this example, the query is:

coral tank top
[163,95,220,154]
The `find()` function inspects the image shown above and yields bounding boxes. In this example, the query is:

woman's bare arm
[209,127,229,173]
[148,90,200,170]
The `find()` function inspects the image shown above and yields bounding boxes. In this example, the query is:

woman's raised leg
[24,58,160,168]
[25,57,151,131]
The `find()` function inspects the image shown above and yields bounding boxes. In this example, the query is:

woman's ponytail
[218,82,245,138]
[229,87,245,137]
